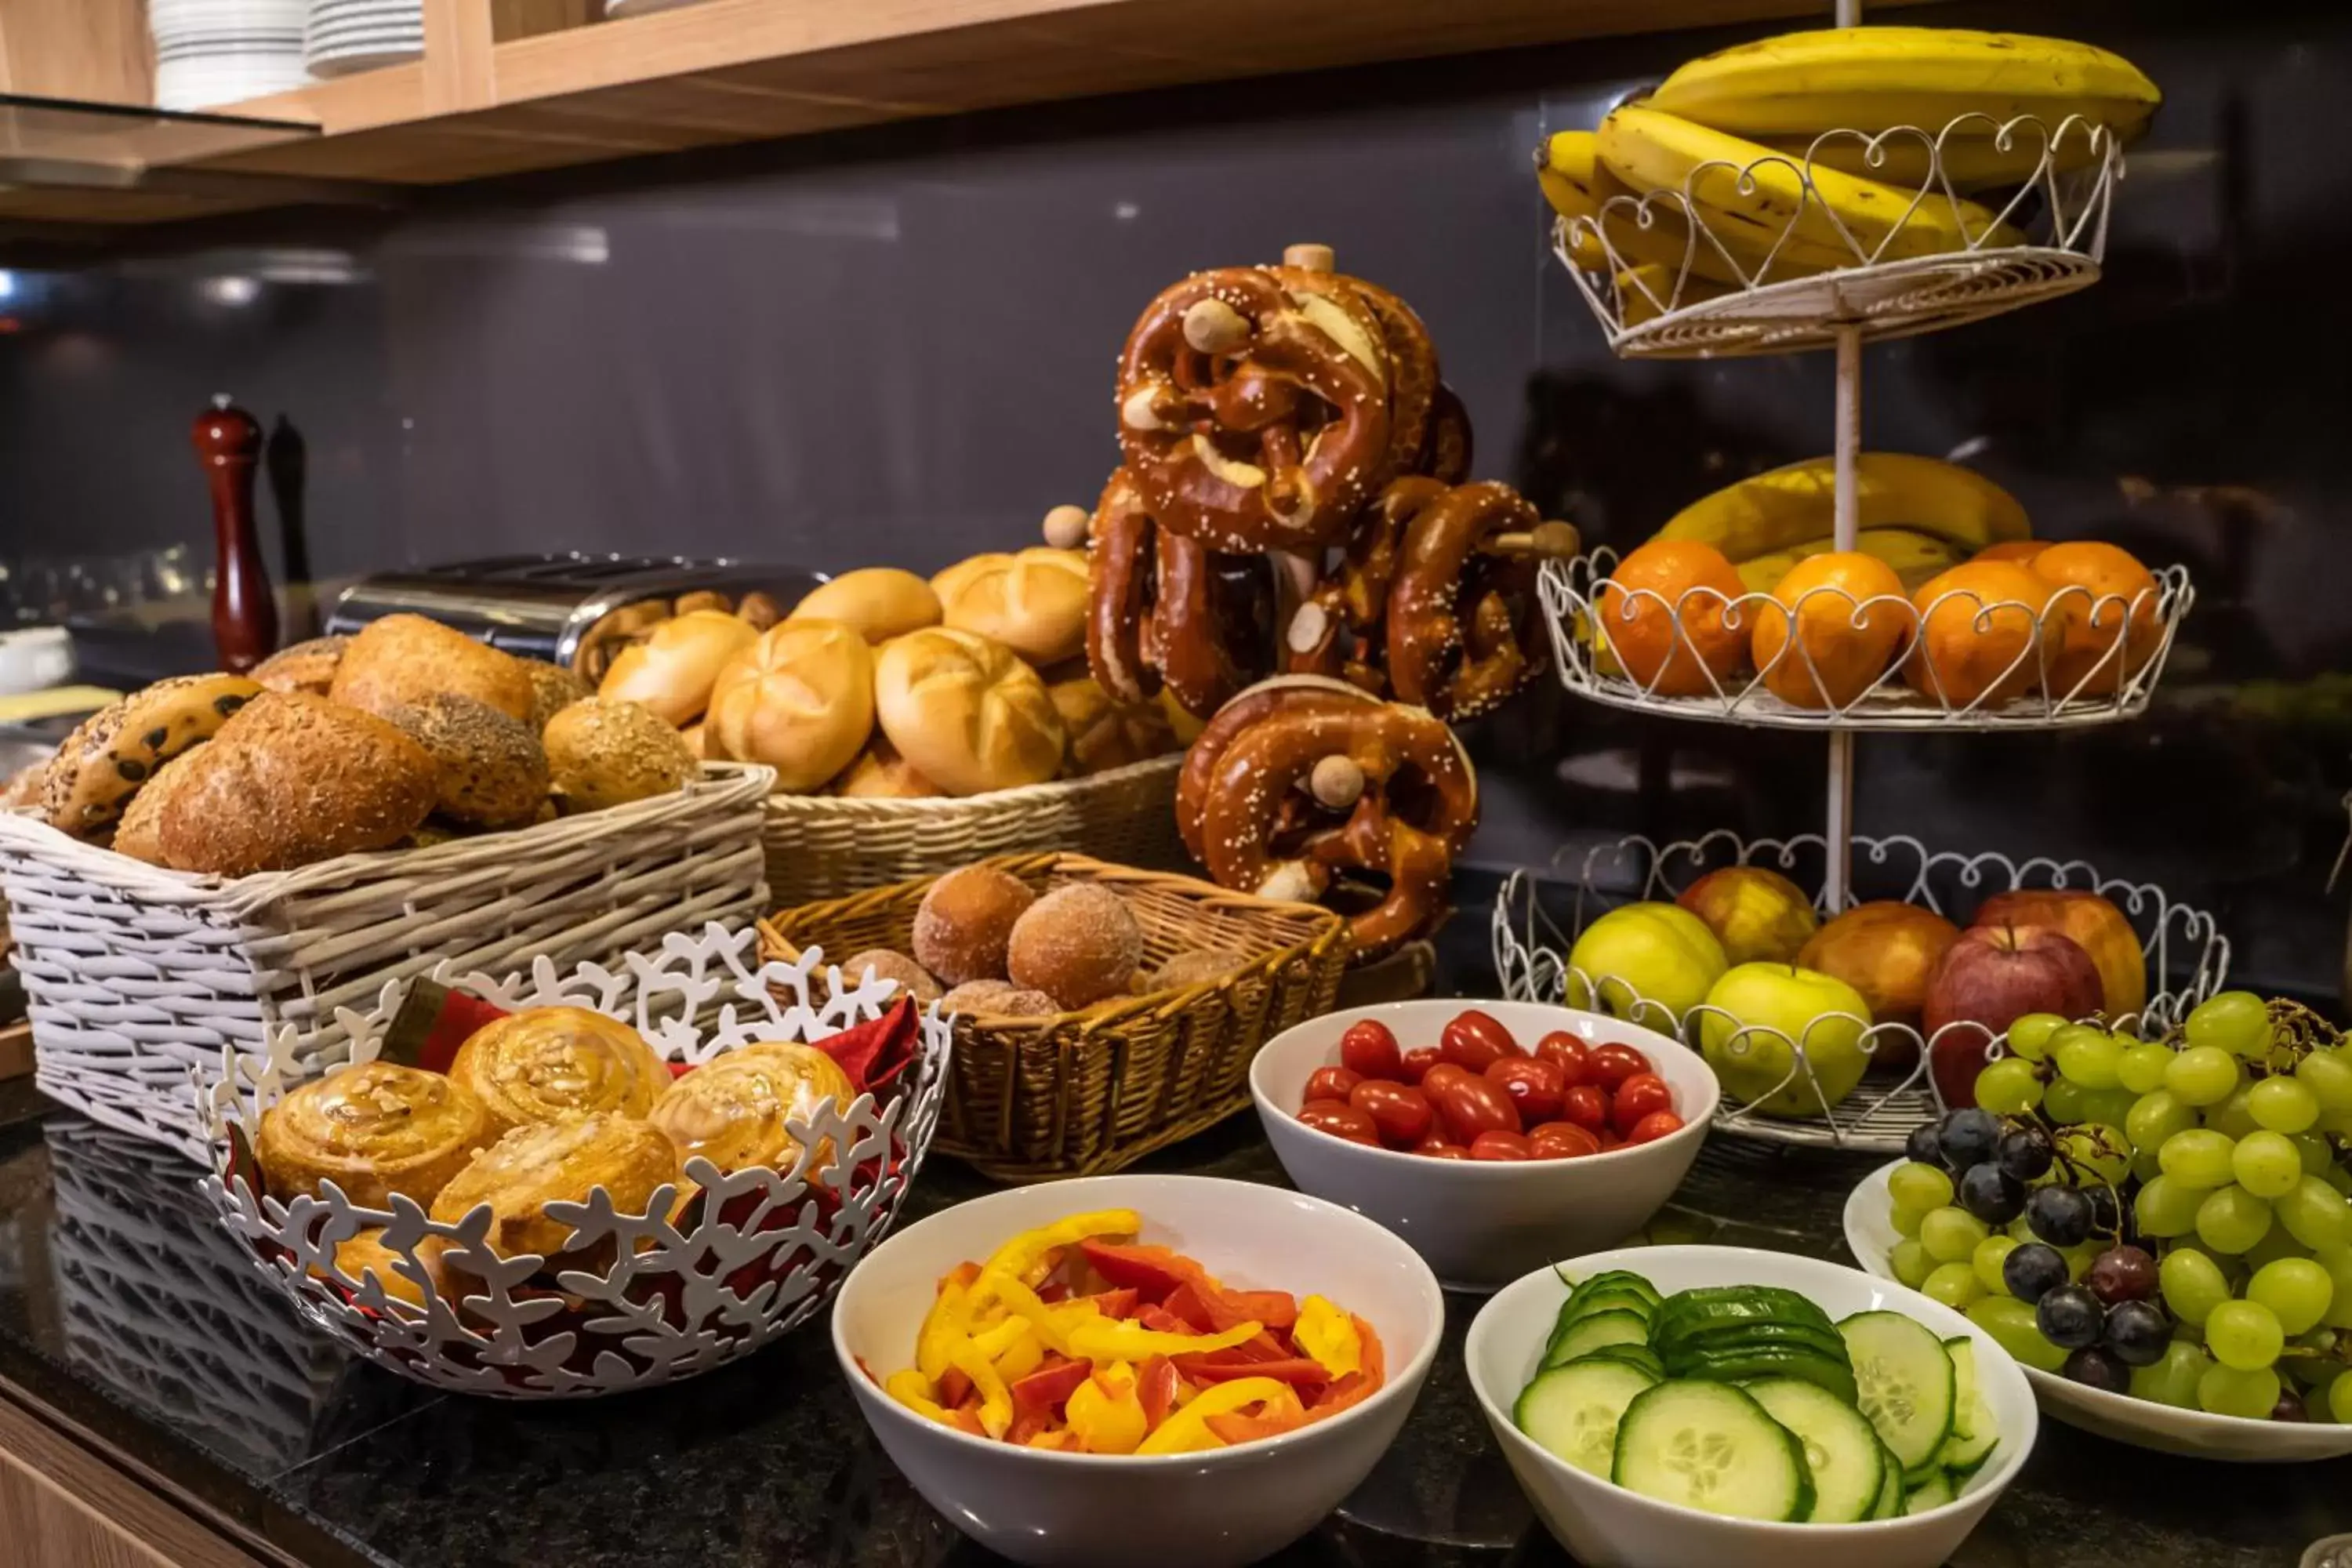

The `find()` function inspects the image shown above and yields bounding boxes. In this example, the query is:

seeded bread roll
[384,693,550,829]
[329,613,535,724]
[42,673,263,837]
[522,659,593,733]
[910,865,1036,985]
[1007,883,1144,1009]
[543,697,696,814]
[251,636,348,698]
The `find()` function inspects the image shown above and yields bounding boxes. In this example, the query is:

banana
[1540,130,1844,285]
[1735,528,1966,594]
[1598,106,2027,262]
[1762,129,2106,193]
[1614,262,1733,326]
[1656,454,2031,562]
[1650,27,2161,144]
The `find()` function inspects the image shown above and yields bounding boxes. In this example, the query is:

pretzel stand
[1065,242,1578,995]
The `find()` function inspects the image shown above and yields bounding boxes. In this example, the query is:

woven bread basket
[0,762,772,1160]
[759,852,1348,1181]
[758,756,1184,907]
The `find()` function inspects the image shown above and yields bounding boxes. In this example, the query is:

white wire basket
[1541,550,2194,730]
[1554,111,2122,358]
[197,923,949,1399]
[1490,833,2230,1152]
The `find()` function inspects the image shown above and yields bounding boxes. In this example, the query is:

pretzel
[1174,676,1379,864]
[1117,268,1391,554]
[1417,382,1474,485]
[1277,268,1436,490]
[1085,468,1160,704]
[1386,480,1547,720]
[1283,475,1445,689]
[1199,699,1478,958]
[1149,532,1274,719]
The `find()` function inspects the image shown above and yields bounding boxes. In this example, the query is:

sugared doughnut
[836,948,942,1005]
[911,866,1037,985]
[1007,884,1145,1010]
[938,980,1062,1018]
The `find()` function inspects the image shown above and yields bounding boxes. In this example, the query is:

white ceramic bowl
[1250,1000,1718,1290]
[831,1173,1445,1568]
[1845,1160,2352,1461]
[1465,1243,2038,1568]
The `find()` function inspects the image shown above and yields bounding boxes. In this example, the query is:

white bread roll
[873,627,1064,797]
[597,609,757,727]
[705,620,874,792]
[788,568,941,644]
[932,549,1090,666]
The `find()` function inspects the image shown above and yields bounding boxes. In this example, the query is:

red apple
[1922,924,2103,1107]
[1970,888,2146,1022]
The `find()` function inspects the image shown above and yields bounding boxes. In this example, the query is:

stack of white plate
[151,0,314,111]
[304,0,423,78]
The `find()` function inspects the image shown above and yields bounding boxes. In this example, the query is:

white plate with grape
[1844,993,2352,1461]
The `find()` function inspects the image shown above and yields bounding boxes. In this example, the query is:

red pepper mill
[192,393,278,673]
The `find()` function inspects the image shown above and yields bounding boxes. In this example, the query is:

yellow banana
[1540,130,1843,285]
[1736,528,1966,594]
[1598,106,2027,263]
[1657,454,2031,562]
[1762,129,2107,193]
[1614,262,1733,326]
[1650,27,2161,144]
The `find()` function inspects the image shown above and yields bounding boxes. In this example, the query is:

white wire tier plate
[1557,114,2120,360]
[1541,550,2194,731]
[1490,833,2229,1153]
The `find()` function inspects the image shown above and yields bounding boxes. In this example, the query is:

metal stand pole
[1824,322,1862,909]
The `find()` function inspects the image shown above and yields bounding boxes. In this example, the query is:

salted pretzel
[1151,532,1274,719]
[1386,480,1549,721]
[1174,676,1380,864]
[1086,468,1160,704]
[1417,383,1475,485]
[1276,266,1436,491]
[1116,268,1392,554]
[1283,475,1446,690]
[1198,698,1478,958]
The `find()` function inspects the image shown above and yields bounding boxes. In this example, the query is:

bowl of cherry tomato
[1250,1000,1717,1291]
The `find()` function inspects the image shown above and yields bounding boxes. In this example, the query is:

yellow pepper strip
[976,1210,1141,1287]
[1025,1429,1076,1450]
[1134,1377,1300,1454]
[951,1342,1015,1439]
[1065,1361,1148,1454]
[1294,1294,1363,1379]
[967,1316,1029,1362]
[916,1277,974,1382]
[993,1324,1045,1382]
[884,1369,960,1428]
[1067,1316,1261,1363]
[978,1269,1094,1358]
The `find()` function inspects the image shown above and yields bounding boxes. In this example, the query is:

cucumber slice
[1938,1337,1998,1474]
[1697,1347,1860,1405]
[1515,1359,1661,1476]
[1574,1342,1668,1380]
[1838,1311,1956,1477]
[1868,1437,1905,1519]
[1566,1287,1661,1324]
[1660,1319,1852,1363]
[1657,1287,1835,1335]
[1744,1377,1885,1525]
[1612,1380,1816,1523]
[1544,1276,1660,1364]
[1559,1269,1664,1309]
[1903,1470,1955,1515]
[1542,1308,1652,1370]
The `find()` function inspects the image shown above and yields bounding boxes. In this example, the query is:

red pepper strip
[1010,1356,1093,1418]
[1203,1403,1312,1446]
[1218,1290,1301,1333]
[938,1365,974,1410]
[1159,1283,1216,1333]
[1304,1317,1386,1423]
[1077,1242,1301,1332]
[1172,1356,1332,1388]
[1137,1354,1181,1432]
[1186,1330,1298,1366]
[1080,1287,1140,1320]
[942,1261,982,1293]
[1005,1409,1051,1445]
[946,1406,986,1437]
[1134,1303,1189,1334]
[812,996,920,1094]
[1036,1282,1071,1304]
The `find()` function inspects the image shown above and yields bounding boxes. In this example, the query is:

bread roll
[109,750,195,865]
[330,614,535,724]
[543,697,695,814]
[383,693,549,829]
[154,692,437,876]
[935,549,1090,665]
[874,628,1064,797]
[258,1061,494,1207]
[596,609,758,727]
[648,1042,858,1177]
[0,762,42,811]
[911,864,1035,985]
[43,673,262,837]
[1047,674,1178,776]
[448,1006,670,1131]
[705,620,874,792]
[430,1113,681,1259]
[522,660,592,732]
[1007,883,1145,1009]
[251,636,348,698]
[833,736,940,800]
[788,568,941,644]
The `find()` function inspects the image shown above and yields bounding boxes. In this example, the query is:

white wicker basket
[197,924,950,1399]
[0,761,774,1160]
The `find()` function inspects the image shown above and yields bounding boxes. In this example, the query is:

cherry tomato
[1598,1128,1624,1151]
[1469,1130,1534,1161]
[1486,1057,1566,1124]
[1625,1110,1686,1145]
[1398,1045,1442,1085]
[1559,1083,1610,1134]
[1424,1067,1521,1143]
[1439,1010,1519,1073]
[1303,1066,1363,1106]
[1339,1019,1403,1081]
[1610,1072,1675,1135]
[1297,1099,1380,1145]
[1534,1032,1592,1088]
[1527,1120,1602,1160]
[1414,1138,1472,1160]
[1349,1080,1435,1148]
[1588,1042,1651,1091]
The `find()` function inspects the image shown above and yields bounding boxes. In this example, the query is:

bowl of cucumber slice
[1464,1245,2036,1568]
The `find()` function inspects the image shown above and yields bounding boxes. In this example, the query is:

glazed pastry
[648,1043,858,1178]
[430,1113,681,1260]
[322,1227,452,1309]
[447,1006,671,1131]
[42,673,262,836]
[257,1062,495,1209]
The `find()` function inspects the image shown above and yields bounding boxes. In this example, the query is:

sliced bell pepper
[1025,1428,1076,1450]
[1080,1287,1140,1320]
[993,1325,1045,1383]
[1294,1294,1363,1379]
[950,1342,1015,1439]
[1204,1381,1313,1446]
[1066,1315,1261,1363]
[982,1211,1142,1290]
[1005,1409,1051,1446]
[1009,1355,1094,1418]
[1158,1282,1216,1332]
[884,1368,956,1427]
[1078,1240,1300,1331]
[936,1364,973,1410]
[966,1316,1030,1362]
[1305,1316,1386,1424]
[916,1268,980,1381]
[1172,1355,1332,1388]
[1065,1360,1148,1454]
[1137,1354,1181,1432]
[977,1269,1088,1357]
[1134,1377,1301,1454]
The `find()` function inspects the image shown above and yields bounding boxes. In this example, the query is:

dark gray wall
[1,0,2346,997]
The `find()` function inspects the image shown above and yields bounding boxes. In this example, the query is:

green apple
[1566,902,1729,1033]
[1698,961,1873,1116]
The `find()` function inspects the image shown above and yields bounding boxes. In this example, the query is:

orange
[1596,539,1748,697]
[1749,551,1909,710]
[2029,541,2161,698]
[1904,560,2056,709]
[1972,541,2051,565]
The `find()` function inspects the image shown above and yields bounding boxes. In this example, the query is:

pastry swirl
[648,1043,858,1177]
[448,1006,670,1131]
[257,1062,494,1209]
[430,1113,681,1260]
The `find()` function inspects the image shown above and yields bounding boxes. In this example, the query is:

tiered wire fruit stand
[1497,3,2222,1151]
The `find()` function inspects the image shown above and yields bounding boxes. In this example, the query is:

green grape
[2250,1076,2321,1135]
[2278,1176,2352,1252]
[2186,990,2275,1058]
[2245,1221,2309,1272]
[2084,1087,2143,1131]
[2198,1184,2274,1254]
[1967,1295,2069,1372]
[2117,1040,2176,1095]
[2292,1330,2345,1392]
[2055,1123,2132,1185]
[2334,1374,2352,1425]
[1889,1238,1933,1288]
[1888,1161,1955,1211]
[2130,1340,2210,1409]
[2126,1090,2196,1152]
[2206,1299,2286,1370]
[1973,1233,2018,1295]
[2200,1363,2283,1418]
[2209,1085,2261,1140]
[2006,1012,2066,1064]
[2296,1133,2336,1178]
[1891,1201,1929,1240]
[2248,1258,2335,1336]
[2233,1131,2305,1200]
[2296,1048,2352,1113]
[2132,1148,2166,1184]
[2061,1239,2104,1281]
[2135,1173,2203,1238]
[1973,1057,2044,1116]
[2166,1045,2242,1107]
[2042,1076,2091,1126]
[1922,1205,1991,1264]
[2323,1109,2352,1138]
[2007,1214,2035,1242]
[2053,1025,2123,1089]
[2319,1247,2352,1330]
[1923,1261,1984,1311]
[2160,1128,2238,1189]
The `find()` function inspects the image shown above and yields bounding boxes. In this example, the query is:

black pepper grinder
[192,394,278,673]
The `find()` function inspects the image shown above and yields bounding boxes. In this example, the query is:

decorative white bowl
[830,1172,1445,1568]
[1250,1000,1717,1290]
[1465,1244,2038,1568]
[1845,1160,2352,1461]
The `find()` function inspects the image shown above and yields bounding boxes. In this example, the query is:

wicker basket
[760,853,1348,1181]
[0,761,773,1160]
[759,756,1185,906]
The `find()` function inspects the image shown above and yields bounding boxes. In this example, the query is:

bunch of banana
[1655,453,2031,564]
[1734,528,1965,594]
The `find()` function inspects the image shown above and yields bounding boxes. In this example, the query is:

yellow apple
[1676,866,1820,965]
[1566,902,1730,1033]
[1697,961,1873,1116]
